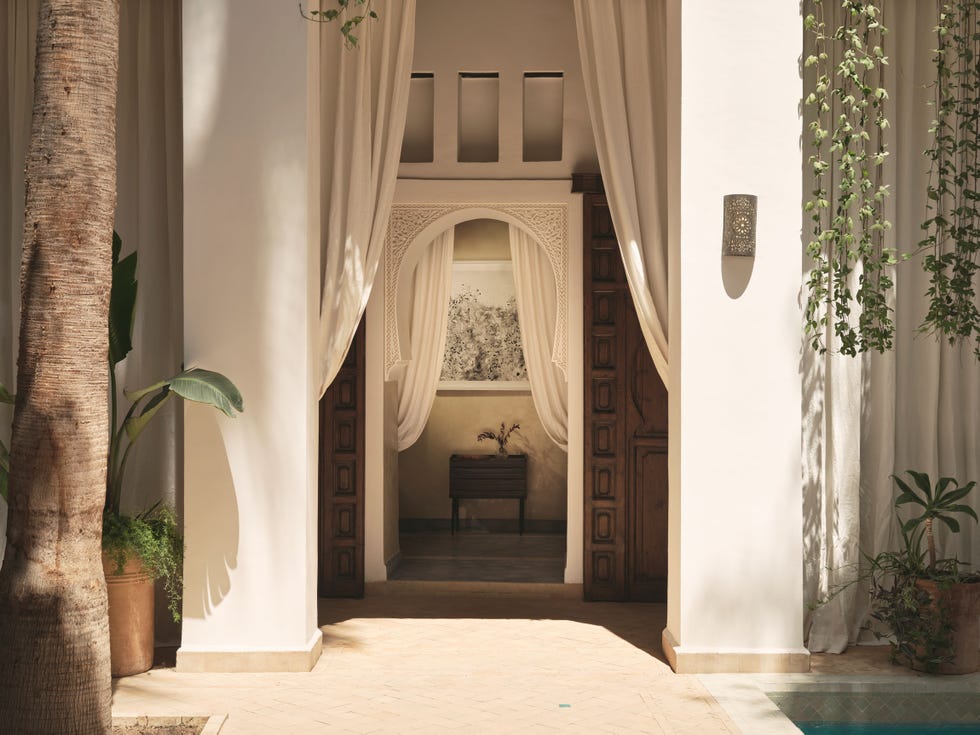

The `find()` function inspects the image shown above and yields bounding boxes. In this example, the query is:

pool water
[799,724,980,735]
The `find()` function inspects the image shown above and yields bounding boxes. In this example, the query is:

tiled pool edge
[699,675,803,734]
[699,674,980,735]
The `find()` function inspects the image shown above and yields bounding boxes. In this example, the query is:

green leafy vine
[919,0,980,356]
[804,1,895,355]
[300,0,378,48]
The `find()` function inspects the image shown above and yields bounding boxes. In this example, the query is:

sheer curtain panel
[395,230,454,451]
[510,225,568,450]
[0,0,183,568]
[803,0,980,653]
[317,0,415,396]
[574,0,669,384]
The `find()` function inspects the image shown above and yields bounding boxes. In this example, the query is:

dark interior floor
[390,532,566,583]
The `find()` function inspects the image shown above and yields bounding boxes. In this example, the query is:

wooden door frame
[317,320,366,598]
[360,180,587,585]
[577,174,669,602]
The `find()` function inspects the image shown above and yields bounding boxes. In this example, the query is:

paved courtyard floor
[112,586,741,734]
[113,584,940,734]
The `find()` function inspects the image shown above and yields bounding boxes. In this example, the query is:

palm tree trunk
[0,1,119,732]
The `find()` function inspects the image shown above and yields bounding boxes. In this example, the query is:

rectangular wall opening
[401,72,434,163]
[458,72,499,162]
[523,72,563,162]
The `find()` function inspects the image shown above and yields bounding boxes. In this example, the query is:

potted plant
[852,471,979,673]
[477,421,521,456]
[0,232,243,677]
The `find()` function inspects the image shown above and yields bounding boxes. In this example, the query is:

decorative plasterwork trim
[383,202,569,379]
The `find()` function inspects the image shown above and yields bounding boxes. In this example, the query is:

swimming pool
[699,673,980,735]
[798,724,980,734]
[768,689,980,730]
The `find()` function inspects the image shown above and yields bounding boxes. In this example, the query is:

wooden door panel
[629,443,668,601]
[580,184,668,602]
[318,320,365,598]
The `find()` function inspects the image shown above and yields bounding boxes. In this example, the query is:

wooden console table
[449,454,528,535]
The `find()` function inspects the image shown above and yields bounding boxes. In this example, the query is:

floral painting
[440,262,527,385]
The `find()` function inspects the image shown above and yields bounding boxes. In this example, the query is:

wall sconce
[722,194,757,257]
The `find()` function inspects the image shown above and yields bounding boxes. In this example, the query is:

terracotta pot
[103,552,155,677]
[914,578,980,674]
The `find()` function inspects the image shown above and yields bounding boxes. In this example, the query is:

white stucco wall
[665,0,807,670]
[178,0,321,671]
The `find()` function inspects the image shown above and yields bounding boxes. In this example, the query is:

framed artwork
[439,261,529,391]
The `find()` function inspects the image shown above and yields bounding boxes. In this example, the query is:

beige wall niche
[399,393,568,527]
[402,0,598,179]
[453,218,510,260]
[399,216,567,529]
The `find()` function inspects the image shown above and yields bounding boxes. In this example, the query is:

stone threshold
[366,580,583,598]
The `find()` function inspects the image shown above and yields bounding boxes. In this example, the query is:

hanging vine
[804,1,894,355]
[919,0,980,357]
[300,0,377,48]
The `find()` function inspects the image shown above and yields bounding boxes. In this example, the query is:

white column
[178,0,321,672]
[664,0,809,673]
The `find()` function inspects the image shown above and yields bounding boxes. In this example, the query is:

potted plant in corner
[0,232,244,677]
[102,231,243,676]
[862,471,980,674]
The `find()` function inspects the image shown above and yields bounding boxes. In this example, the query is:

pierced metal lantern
[722,194,757,257]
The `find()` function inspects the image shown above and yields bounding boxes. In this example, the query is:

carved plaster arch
[384,202,569,379]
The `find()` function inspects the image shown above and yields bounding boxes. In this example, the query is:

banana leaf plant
[105,231,243,515]
[0,233,243,513]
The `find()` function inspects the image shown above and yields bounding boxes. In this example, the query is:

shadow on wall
[722,255,754,299]
[182,406,239,620]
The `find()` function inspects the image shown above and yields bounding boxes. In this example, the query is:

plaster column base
[662,629,810,674]
[176,630,323,673]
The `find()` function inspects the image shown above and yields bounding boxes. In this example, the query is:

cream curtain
[0,0,36,556]
[317,0,415,396]
[573,0,669,385]
[114,0,184,517]
[510,225,568,450]
[804,0,980,652]
[395,229,453,451]
[1,0,183,556]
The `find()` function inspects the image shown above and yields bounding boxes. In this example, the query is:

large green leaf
[937,515,961,533]
[123,387,174,442]
[0,381,13,404]
[109,231,138,369]
[945,503,979,523]
[938,481,976,506]
[906,470,934,501]
[126,368,243,418]
[891,474,925,508]
[169,369,243,416]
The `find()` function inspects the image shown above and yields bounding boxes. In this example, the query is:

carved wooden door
[582,188,668,602]
[318,320,365,598]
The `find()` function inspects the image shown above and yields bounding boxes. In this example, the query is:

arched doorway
[372,190,583,587]
[391,217,568,582]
